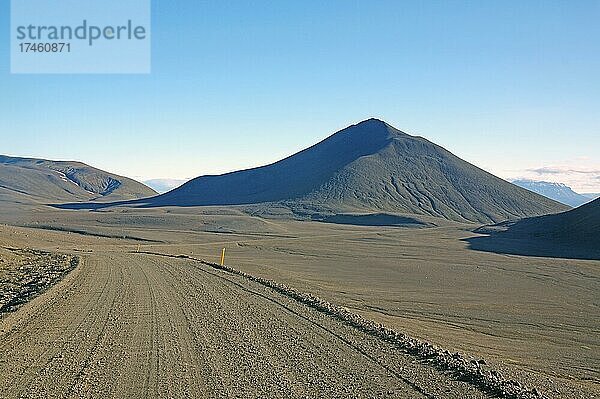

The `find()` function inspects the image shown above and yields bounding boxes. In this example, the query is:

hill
[0,155,156,204]
[498,197,599,245]
[511,179,589,207]
[469,198,600,259]
[146,119,567,223]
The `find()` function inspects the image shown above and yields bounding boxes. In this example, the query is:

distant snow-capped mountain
[511,179,590,208]
[143,178,188,194]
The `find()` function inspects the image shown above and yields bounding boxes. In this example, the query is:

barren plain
[0,204,597,398]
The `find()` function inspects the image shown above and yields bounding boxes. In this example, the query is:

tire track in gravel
[63,258,124,398]
[34,256,125,398]
[137,261,160,399]
[0,258,117,398]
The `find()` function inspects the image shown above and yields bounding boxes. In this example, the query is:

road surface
[0,252,487,398]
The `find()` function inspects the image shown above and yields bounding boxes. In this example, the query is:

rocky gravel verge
[0,247,78,316]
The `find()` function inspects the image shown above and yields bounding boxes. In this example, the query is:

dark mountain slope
[0,155,156,204]
[149,119,567,223]
[468,198,600,259]
[497,197,599,244]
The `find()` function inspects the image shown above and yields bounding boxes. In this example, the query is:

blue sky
[1,1,599,191]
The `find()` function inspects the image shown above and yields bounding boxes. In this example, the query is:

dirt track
[0,252,492,399]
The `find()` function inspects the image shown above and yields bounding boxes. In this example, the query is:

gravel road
[0,252,492,398]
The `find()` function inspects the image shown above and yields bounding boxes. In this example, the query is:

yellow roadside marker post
[220,248,226,266]
[137,244,140,253]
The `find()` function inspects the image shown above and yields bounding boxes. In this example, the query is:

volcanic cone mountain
[149,119,567,223]
[0,155,156,204]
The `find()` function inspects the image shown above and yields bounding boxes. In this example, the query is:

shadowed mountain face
[466,198,600,260]
[0,155,156,204]
[511,179,590,207]
[148,119,567,223]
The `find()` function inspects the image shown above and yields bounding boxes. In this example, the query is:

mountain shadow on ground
[311,213,431,227]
